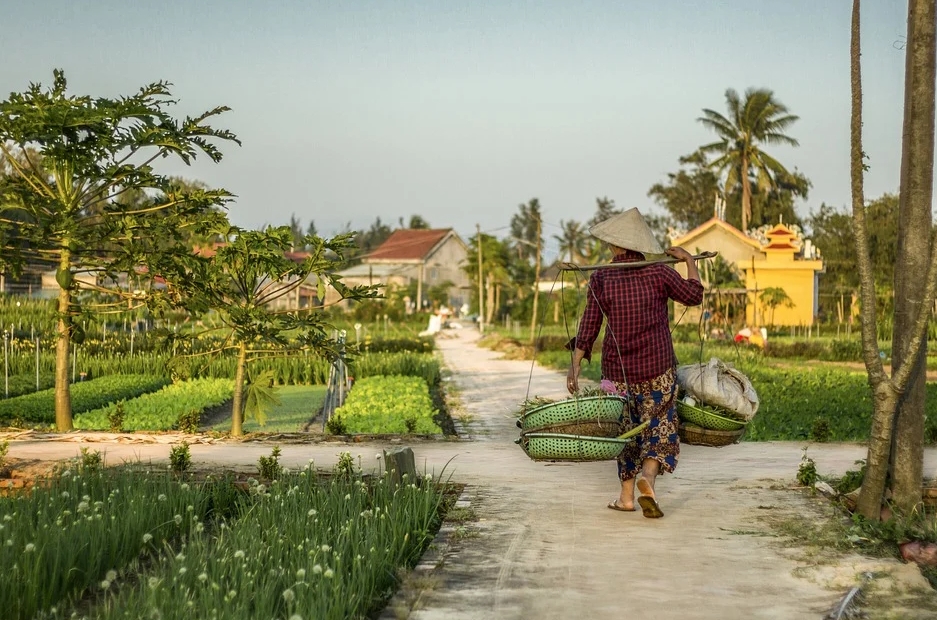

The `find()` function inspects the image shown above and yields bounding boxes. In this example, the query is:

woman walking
[566,208,702,518]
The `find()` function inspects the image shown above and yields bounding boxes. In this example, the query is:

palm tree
[553,219,587,263]
[509,198,543,262]
[698,88,800,231]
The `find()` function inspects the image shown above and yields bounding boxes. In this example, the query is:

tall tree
[698,88,800,231]
[808,196,899,322]
[462,232,511,325]
[509,198,543,263]
[851,0,937,519]
[355,216,393,257]
[168,226,376,436]
[0,70,237,431]
[288,213,304,250]
[889,0,935,514]
[407,215,430,229]
[553,219,588,263]
[648,150,721,230]
[305,219,318,239]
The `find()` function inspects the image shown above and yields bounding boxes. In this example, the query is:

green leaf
[244,369,281,427]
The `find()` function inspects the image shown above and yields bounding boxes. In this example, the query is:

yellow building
[669,217,824,327]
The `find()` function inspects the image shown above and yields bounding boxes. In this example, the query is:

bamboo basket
[678,423,745,447]
[523,419,622,438]
[676,400,747,431]
[517,395,626,431]
[516,420,649,462]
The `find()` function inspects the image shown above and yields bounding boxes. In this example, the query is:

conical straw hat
[588,207,664,255]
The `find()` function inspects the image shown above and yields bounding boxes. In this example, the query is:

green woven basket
[676,400,747,431]
[518,395,627,431]
[516,420,648,462]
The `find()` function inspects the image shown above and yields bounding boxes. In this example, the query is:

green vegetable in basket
[517,396,556,417]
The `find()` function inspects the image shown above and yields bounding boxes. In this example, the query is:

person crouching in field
[566,208,703,518]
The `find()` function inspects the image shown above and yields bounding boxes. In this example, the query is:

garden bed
[0,458,456,620]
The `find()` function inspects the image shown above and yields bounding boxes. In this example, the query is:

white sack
[676,357,759,420]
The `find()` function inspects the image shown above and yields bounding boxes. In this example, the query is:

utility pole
[529,214,542,344]
[477,224,484,333]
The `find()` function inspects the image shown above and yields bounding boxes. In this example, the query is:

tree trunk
[741,154,752,231]
[230,341,248,437]
[529,216,542,344]
[849,0,888,519]
[891,0,936,514]
[54,278,73,432]
[485,276,496,326]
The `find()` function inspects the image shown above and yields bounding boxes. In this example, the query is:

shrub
[79,447,103,473]
[796,448,818,487]
[258,446,283,480]
[169,442,191,473]
[108,401,126,432]
[175,409,201,434]
[325,415,347,435]
[810,418,832,443]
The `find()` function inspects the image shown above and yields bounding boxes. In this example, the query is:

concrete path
[7,328,937,619]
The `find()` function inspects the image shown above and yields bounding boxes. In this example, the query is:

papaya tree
[164,225,377,436]
[0,70,237,431]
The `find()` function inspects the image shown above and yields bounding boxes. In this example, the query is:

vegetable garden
[481,328,937,444]
[1,459,449,620]
[0,297,449,435]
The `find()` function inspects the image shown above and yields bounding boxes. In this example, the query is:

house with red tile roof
[331,228,470,312]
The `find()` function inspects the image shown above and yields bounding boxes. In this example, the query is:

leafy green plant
[258,446,283,480]
[244,369,280,426]
[334,451,357,479]
[107,401,126,432]
[328,376,441,435]
[75,378,234,431]
[325,415,347,435]
[169,442,192,474]
[79,447,103,473]
[835,460,867,495]
[810,418,832,443]
[796,447,818,488]
[175,409,201,434]
[0,440,8,472]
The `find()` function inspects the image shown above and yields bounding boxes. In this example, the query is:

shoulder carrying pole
[560,251,718,272]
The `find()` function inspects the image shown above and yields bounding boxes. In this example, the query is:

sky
[3,1,912,259]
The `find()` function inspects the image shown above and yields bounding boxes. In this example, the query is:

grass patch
[210,385,327,433]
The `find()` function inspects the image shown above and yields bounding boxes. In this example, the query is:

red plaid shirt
[575,251,703,383]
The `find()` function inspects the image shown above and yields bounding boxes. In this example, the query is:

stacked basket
[676,397,747,447]
[515,395,648,462]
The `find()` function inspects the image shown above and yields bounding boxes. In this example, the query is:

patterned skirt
[610,367,679,481]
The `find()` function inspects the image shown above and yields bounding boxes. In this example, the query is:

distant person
[566,208,703,518]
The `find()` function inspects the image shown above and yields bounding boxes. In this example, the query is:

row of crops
[0,341,437,386]
[327,376,442,435]
[0,349,445,433]
[1,463,447,620]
